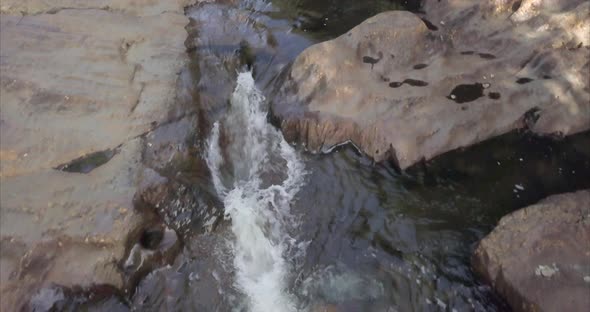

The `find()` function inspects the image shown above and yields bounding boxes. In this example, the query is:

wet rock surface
[271,0,590,169]
[0,0,195,310]
[472,190,590,312]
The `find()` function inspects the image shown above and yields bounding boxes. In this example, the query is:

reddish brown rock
[272,0,590,169]
[0,1,193,310]
[472,190,590,312]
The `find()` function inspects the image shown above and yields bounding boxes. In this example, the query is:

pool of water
[55,0,590,311]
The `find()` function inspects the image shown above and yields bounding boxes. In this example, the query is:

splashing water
[206,72,306,312]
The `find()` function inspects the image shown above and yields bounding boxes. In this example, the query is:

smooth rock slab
[0,1,191,310]
[0,0,193,17]
[472,190,590,312]
[271,0,590,169]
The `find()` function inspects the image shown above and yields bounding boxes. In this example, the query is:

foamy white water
[206,72,305,312]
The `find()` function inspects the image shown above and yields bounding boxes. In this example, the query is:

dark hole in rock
[542,75,552,79]
[512,0,523,12]
[488,92,501,100]
[523,107,542,128]
[380,75,390,82]
[478,53,496,59]
[461,51,475,55]
[448,83,485,103]
[420,18,439,31]
[389,81,403,88]
[362,56,379,64]
[55,148,120,174]
[362,52,383,69]
[516,77,534,84]
[140,228,164,250]
[403,78,428,87]
[413,63,428,70]
[461,106,468,111]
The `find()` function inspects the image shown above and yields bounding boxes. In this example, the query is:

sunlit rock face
[271,0,590,170]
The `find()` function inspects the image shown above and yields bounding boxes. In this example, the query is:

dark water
[51,1,590,311]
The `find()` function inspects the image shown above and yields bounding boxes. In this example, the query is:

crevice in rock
[14,6,184,17]
[420,18,439,31]
[478,53,496,59]
[389,78,429,88]
[31,6,114,16]
[54,147,121,173]
[516,77,534,84]
[129,64,141,83]
[384,144,402,174]
[129,82,146,114]
[522,107,541,129]
[459,51,496,60]
[519,49,539,70]
[413,63,428,70]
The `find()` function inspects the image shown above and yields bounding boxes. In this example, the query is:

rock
[472,190,590,312]
[135,168,222,237]
[271,0,590,169]
[122,224,181,288]
[0,0,193,16]
[131,229,238,311]
[0,1,193,310]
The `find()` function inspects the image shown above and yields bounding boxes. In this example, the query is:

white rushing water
[206,72,306,312]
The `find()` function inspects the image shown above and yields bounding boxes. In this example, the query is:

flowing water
[58,0,590,311]
[205,72,306,312]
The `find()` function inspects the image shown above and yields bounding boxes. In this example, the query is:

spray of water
[206,72,305,312]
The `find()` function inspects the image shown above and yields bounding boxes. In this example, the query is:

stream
[63,1,590,311]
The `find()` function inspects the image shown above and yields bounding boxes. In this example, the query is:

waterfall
[205,72,305,312]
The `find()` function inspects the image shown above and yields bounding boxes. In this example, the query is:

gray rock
[271,0,590,169]
[472,190,590,312]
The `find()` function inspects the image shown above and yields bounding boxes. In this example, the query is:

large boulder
[0,1,193,310]
[472,190,590,312]
[271,0,590,169]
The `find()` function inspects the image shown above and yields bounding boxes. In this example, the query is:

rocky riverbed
[1,0,589,311]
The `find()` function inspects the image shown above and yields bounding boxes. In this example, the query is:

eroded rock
[0,1,193,310]
[271,0,590,169]
[472,190,590,312]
